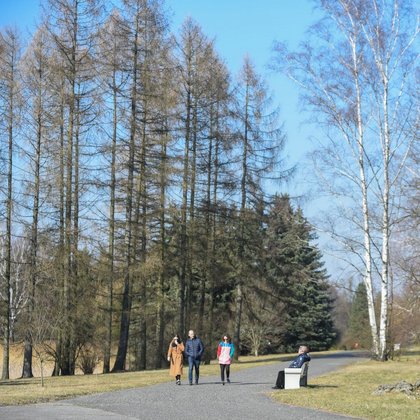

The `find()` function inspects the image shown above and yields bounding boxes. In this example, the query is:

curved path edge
[0,351,368,420]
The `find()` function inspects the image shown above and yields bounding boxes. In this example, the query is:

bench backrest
[300,362,309,386]
[301,361,309,377]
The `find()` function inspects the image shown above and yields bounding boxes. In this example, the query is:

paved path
[0,351,367,420]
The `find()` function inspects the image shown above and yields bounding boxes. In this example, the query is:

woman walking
[217,334,234,385]
[167,335,185,385]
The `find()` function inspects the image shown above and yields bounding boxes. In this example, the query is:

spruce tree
[346,282,372,349]
[264,195,336,352]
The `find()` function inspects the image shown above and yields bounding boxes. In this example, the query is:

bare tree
[232,56,287,357]
[0,27,21,380]
[29,295,62,387]
[19,22,55,378]
[273,0,419,360]
[0,238,29,343]
[45,0,102,374]
[111,0,170,372]
[96,8,128,374]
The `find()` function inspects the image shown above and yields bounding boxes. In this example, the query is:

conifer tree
[347,282,372,349]
[264,195,336,351]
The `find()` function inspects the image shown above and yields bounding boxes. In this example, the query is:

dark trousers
[275,370,285,389]
[220,364,230,381]
[188,357,200,383]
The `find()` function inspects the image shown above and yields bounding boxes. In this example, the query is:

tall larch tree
[174,18,212,336]
[233,56,287,356]
[0,27,22,380]
[45,0,102,375]
[19,23,55,378]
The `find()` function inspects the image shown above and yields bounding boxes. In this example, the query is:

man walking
[185,329,204,385]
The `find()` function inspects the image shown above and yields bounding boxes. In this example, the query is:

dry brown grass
[0,342,95,379]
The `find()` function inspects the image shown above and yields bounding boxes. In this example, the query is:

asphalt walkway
[0,351,367,420]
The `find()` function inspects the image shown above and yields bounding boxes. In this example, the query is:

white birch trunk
[349,30,380,355]
[379,79,390,360]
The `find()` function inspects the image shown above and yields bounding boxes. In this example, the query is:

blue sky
[168,0,319,171]
[1,0,334,266]
[0,0,334,257]
[0,0,318,174]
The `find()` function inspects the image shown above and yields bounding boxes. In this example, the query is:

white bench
[284,362,309,389]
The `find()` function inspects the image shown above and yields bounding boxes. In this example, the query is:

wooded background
[0,0,418,379]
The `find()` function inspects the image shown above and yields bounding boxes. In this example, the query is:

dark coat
[288,352,311,368]
[185,336,204,360]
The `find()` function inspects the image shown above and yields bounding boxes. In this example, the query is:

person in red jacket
[217,334,235,385]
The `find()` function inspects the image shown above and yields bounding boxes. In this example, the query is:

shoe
[272,386,280,389]
[222,381,225,385]
[189,382,193,385]
[227,378,230,383]
[176,379,180,385]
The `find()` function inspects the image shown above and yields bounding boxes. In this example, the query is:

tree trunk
[186,99,198,332]
[179,72,192,336]
[350,36,380,357]
[154,136,168,369]
[103,68,118,374]
[379,79,391,361]
[112,19,139,371]
[234,79,250,359]
[53,77,66,377]
[2,64,14,381]
[198,105,213,336]
[133,98,148,371]
[205,105,220,362]
[22,77,42,378]
[1,29,20,380]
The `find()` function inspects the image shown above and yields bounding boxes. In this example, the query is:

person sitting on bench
[272,345,311,389]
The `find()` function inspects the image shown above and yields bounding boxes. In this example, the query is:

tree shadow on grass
[0,379,40,386]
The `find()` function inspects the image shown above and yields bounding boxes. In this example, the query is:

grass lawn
[271,349,420,420]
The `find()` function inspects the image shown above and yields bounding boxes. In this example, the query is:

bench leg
[285,372,301,389]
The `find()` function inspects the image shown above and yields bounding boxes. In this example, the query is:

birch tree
[273,0,419,360]
[361,0,419,359]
